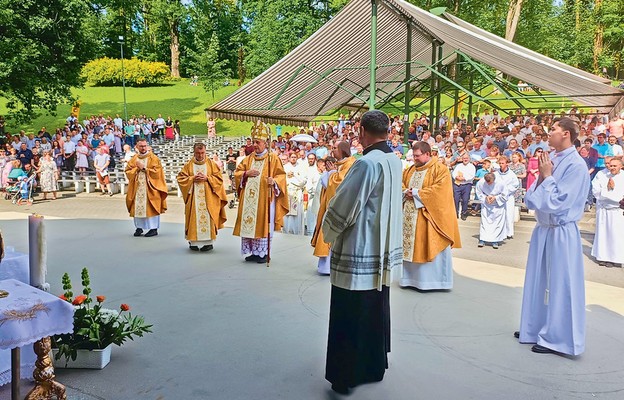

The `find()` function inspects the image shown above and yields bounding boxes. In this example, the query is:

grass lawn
[1,78,578,137]
[0,79,296,138]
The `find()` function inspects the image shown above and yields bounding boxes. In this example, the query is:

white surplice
[591,170,624,263]
[475,179,507,243]
[283,162,306,235]
[519,147,589,355]
[304,165,321,236]
[495,168,520,238]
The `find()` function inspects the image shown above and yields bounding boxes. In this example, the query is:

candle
[28,214,48,291]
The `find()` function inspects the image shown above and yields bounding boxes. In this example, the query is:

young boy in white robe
[475,172,507,249]
[591,158,624,267]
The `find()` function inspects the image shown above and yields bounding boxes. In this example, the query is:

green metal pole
[429,42,437,132]
[369,0,378,111]
[468,72,474,129]
[403,22,412,146]
[435,45,443,134]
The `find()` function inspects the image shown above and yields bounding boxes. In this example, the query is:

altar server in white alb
[401,141,461,290]
[475,173,507,249]
[495,156,519,239]
[282,152,307,235]
[517,117,589,356]
[322,110,403,395]
[304,154,321,236]
[591,158,624,268]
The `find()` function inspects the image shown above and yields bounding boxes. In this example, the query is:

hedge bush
[81,57,169,87]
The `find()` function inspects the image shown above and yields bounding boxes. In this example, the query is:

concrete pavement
[0,194,623,400]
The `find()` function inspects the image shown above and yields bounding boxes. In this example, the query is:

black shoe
[331,383,350,395]
[109,192,114,197]
[514,331,520,339]
[531,344,555,354]
[145,229,158,237]
[245,254,260,262]
[507,236,513,240]
[256,256,268,263]
[200,245,213,252]
[133,228,143,237]
[461,214,467,221]
[189,245,200,251]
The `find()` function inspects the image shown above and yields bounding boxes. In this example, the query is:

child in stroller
[6,175,34,205]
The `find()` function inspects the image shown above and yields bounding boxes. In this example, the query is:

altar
[0,279,74,399]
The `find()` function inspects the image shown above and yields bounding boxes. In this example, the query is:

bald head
[333,141,351,160]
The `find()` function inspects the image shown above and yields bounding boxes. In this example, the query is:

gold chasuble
[177,158,228,241]
[402,158,461,263]
[125,152,168,217]
[233,152,288,238]
[311,156,356,257]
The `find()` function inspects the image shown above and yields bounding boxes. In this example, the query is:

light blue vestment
[519,146,589,355]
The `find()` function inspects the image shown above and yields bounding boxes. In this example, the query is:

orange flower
[120,304,130,311]
[72,295,87,305]
[96,295,106,303]
[59,294,68,301]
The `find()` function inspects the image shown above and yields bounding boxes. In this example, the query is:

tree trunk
[593,0,603,74]
[505,0,524,42]
[170,20,180,78]
[454,0,460,15]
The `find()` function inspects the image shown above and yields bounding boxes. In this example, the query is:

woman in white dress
[37,150,59,200]
[75,140,89,176]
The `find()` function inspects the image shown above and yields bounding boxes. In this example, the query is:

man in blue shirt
[17,142,33,168]
[469,140,487,166]
[315,139,329,159]
[592,133,613,173]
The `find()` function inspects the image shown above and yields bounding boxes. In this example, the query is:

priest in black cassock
[321,110,403,394]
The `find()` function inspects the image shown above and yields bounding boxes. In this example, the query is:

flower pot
[52,344,112,369]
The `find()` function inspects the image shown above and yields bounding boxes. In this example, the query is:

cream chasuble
[240,157,267,238]
[403,169,426,260]
[191,162,212,241]
[134,155,150,218]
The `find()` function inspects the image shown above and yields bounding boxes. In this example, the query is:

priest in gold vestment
[233,122,288,263]
[401,141,461,290]
[311,142,355,275]
[177,142,228,252]
[125,138,168,237]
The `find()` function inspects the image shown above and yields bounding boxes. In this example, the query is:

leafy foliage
[81,58,170,87]
[0,0,97,123]
[188,34,230,98]
[52,268,153,363]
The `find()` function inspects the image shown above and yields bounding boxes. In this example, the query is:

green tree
[243,0,335,77]
[190,33,231,98]
[0,0,97,123]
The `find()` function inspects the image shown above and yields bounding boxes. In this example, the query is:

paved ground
[1,191,623,400]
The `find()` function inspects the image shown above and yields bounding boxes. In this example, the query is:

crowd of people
[254,107,623,263]
[0,113,182,200]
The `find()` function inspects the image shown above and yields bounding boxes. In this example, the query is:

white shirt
[63,141,76,154]
[452,163,476,183]
[610,143,623,156]
[155,118,165,129]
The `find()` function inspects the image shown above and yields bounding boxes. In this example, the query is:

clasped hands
[485,195,496,205]
[246,169,274,185]
[608,178,615,191]
[194,172,207,182]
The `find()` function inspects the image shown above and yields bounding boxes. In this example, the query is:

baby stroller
[6,175,35,205]
[228,184,239,209]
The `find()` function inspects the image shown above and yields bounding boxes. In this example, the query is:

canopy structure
[206,0,624,128]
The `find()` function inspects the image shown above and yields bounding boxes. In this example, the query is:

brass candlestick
[25,337,66,400]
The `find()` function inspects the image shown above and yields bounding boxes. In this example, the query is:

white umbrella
[290,134,317,143]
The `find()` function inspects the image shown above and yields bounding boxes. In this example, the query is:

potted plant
[52,268,152,369]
